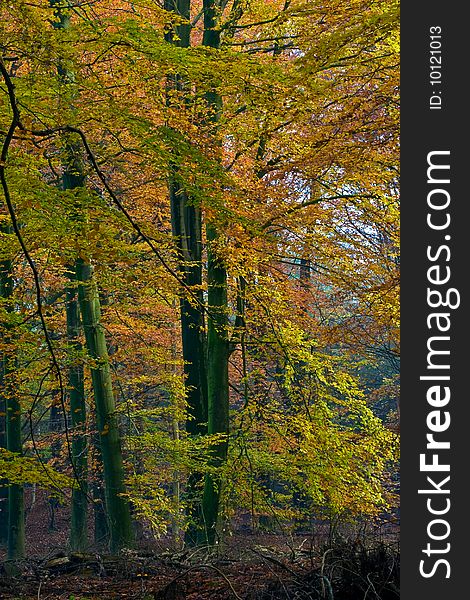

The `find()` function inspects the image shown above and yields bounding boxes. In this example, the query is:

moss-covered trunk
[92,432,110,547]
[76,259,133,552]
[199,0,230,546]
[201,225,229,545]
[66,275,88,551]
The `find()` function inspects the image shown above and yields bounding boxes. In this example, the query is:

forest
[0,0,399,598]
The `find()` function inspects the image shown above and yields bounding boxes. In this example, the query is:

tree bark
[1,257,25,559]
[164,0,209,545]
[199,0,230,546]
[62,141,89,551]
[76,259,133,552]
[200,224,229,545]
[66,277,88,551]
[0,405,7,545]
[93,459,109,545]
[169,180,207,439]
[92,432,110,547]
[49,0,90,553]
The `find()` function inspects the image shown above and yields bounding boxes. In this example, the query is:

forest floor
[0,491,399,599]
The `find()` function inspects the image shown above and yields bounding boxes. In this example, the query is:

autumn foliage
[0,0,399,558]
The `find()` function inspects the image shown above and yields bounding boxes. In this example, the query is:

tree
[0,56,25,558]
[0,0,399,553]
[0,246,25,559]
[164,0,209,545]
[76,258,134,552]
[199,0,230,546]
[66,269,88,550]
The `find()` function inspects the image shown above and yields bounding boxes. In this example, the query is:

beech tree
[0,0,399,554]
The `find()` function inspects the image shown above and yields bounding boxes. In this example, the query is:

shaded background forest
[0,0,399,588]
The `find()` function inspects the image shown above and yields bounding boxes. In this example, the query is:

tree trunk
[47,401,62,532]
[173,183,208,545]
[49,0,90,553]
[92,432,110,547]
[200,223,229,545]
[76,259,133,552]
[164,0,208,545]
[5,364,25,559]
[165,1,207,430]
[169,181,207,439]
[7,480,24,560]
[0,387,8,545]
[62,144,89,551]
[199,1,230,546]
[66,277,88,551]
[1,256,25,559]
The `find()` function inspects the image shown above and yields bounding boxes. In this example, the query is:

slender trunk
[66,277,88,551]
[0,261,11,541]
[93,485,109,546]
[29,483,37,514]
[165,2,206,426]
[168,178,207,439]
[7,479,24,560]
[171,417,182,543]
[76,259,133,552]
[1,257,25,559]
[0,395,8,544]
[48,403,63,453]
[200,224,229,544]
[92,432,109,546]
[62,143,89,551]
[164,0,208,544]
[49,0,89,553]
[93,483,109,545]
[199,1,230,546]
[169,314,182,544]
[165,0,208,421]
[47,402,62,532]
